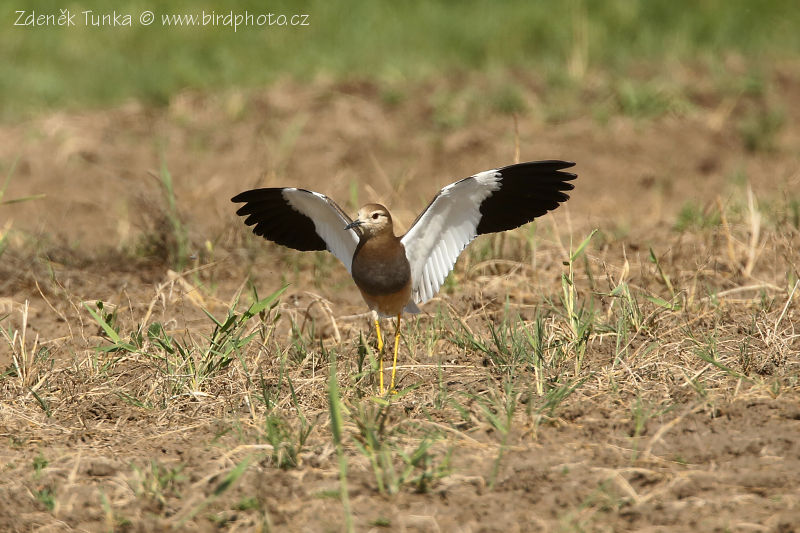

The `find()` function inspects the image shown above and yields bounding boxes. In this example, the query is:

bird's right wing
[401,161,576,304]
[232,187,361,273]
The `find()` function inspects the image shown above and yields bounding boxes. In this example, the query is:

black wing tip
[535,159,576,168]
[231,189,258,203]
[232,187,284,203]
[473,159,578,235]
[496,160,577,183]
[512,159,575,166]
[231,187,322,204]
[499,160,576,172]
[230,187,329,251]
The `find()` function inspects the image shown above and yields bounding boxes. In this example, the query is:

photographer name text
[14,9,310,31]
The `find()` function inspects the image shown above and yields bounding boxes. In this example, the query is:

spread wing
[400,160,576,304]
[232,187,361,272]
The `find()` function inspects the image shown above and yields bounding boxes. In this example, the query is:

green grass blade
[328,351,354,532]
[570,229,597,262]
[1,193,47,205]
[83,302,123,344]
[214,456,252,496]
[177,455,253,527]
[247,284,289,318]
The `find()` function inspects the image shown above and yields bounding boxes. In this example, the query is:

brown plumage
[349,203,412,317]
[343,203,412,393]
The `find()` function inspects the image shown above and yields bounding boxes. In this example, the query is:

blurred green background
[3,0,799,120]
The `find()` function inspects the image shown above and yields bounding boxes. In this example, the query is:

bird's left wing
[232,187,361,272]
[401,161,576,304]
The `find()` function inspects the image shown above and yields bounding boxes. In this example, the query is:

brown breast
[351,233,411,315]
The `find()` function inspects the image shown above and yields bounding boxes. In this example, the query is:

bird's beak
[344,219,363,231]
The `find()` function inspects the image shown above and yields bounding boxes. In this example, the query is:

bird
[232,160,576,393]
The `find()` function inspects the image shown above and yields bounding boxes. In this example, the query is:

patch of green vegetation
[327,350,354,532]
[131,461,187,509]
[615,81,690,118]
[256,370,315,469]
[156,158,190,271]
[560,230,597,375]
[35,487,56,511]
[4,0,800,119]
[0,159,45,258]
[32,453,48,478]
[786,198,800,230]
[235,497,260,511]
[691,332,750,381]
[313,489,340,499]
[490,84,527,115]
[471,379,517,489]
[133,158,192,270]
[430,88,474,130]
[674,201,721,231]
[348,394,452,495]
[177,456,254,528]
[99,489,132,529]
[738,106,785,152]
[84,285,286,397]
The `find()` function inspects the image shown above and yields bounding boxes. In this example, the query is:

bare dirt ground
[1,65,800,532]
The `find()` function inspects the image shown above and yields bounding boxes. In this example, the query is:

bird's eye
[372,213,379,220]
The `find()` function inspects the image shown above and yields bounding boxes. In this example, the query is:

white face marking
[355,205,392,237]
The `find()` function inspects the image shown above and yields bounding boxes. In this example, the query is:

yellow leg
[375,318,384,393]
[390,313,401,392]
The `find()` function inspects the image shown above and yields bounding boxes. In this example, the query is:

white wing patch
[282,188,360,273]
[401,169,502,303]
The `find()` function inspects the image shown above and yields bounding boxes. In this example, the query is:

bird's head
[345,203,393,238]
